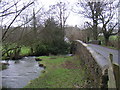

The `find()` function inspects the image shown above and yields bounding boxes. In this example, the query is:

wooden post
[109,53,113,64]
[109,53,120,88]
[108,53,116,88]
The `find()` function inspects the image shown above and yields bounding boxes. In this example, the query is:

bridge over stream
[74,40,120,88]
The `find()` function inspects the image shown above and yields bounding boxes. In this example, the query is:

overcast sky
[38,0,86,27]
[1,0,118,28]
[38,0,118,27]
[0,0,88,28]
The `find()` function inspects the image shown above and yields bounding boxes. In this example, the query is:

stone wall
[74,40,109,88]
[113,64,120,88]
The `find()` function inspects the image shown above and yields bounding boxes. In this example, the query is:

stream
[0,57,44,88]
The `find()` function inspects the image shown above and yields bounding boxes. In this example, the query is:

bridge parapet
[74,40,117,88]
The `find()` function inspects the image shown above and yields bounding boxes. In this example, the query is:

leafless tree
[0,0,34,42]
[75,0,119,44]
[48,1,70,40]
[99,1,119,45]
[0,0,45,58]
[75,0,103,40]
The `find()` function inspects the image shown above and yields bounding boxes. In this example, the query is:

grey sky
[1,0,88,27]
[38,0,88,27]
[0,0,118,28]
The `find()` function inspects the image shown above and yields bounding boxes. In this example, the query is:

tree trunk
[30,47,34,55]
[13,47,21,59]
[104,36,109,46]
[93,21,98,40]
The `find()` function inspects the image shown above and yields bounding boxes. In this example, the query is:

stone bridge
[74,40,119,88]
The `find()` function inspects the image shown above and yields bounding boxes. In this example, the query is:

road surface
[88,44,120,65]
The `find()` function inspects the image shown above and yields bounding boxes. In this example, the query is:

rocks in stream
[41,70,46,73]
[39,64,46,68]
[35,58,46,68]
[2,62,10,66]
[35,58,42,61]
[35,58,46,69]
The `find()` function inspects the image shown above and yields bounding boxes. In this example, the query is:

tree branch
[2,1,34,41]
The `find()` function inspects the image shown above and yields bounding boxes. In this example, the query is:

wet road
[88,44,119,65]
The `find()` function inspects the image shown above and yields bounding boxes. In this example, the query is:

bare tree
[99,1,119,45]
[75,1,103,40]
[0,0,40,58]
[75,0,119,44]
[48,1,70,40]
[0,0,34,42]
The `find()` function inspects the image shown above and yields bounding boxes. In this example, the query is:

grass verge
[101,45,118,50]
[24,55,86,88]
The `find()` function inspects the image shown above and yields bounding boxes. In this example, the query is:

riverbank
[0,62,8,71]
[24,55,88,88]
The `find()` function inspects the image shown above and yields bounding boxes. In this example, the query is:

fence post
[109,53,120,88]
[108,53,116,88]
[109,54,113,64]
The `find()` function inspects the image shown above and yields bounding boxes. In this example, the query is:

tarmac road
[88,44,120,65]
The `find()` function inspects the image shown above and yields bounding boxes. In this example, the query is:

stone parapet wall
[74,40,109,88]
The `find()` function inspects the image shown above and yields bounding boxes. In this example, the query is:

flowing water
[0,57,43,88]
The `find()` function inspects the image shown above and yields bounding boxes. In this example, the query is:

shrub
[34,41,70,56]
[34,18,70,56]
[34,44,49,56]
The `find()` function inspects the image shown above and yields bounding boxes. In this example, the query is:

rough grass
[24,56,86,88]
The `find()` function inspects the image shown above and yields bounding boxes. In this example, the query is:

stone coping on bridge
[75,40,109,71]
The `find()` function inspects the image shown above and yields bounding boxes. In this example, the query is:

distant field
[2,45,31,60]
[109,35,118,40]
[20,47,31,56]
[98,35,118,49]
[98,35,118,42]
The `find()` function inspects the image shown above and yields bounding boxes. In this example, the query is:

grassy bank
[24,56,87,88]
[0,63,8,71]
